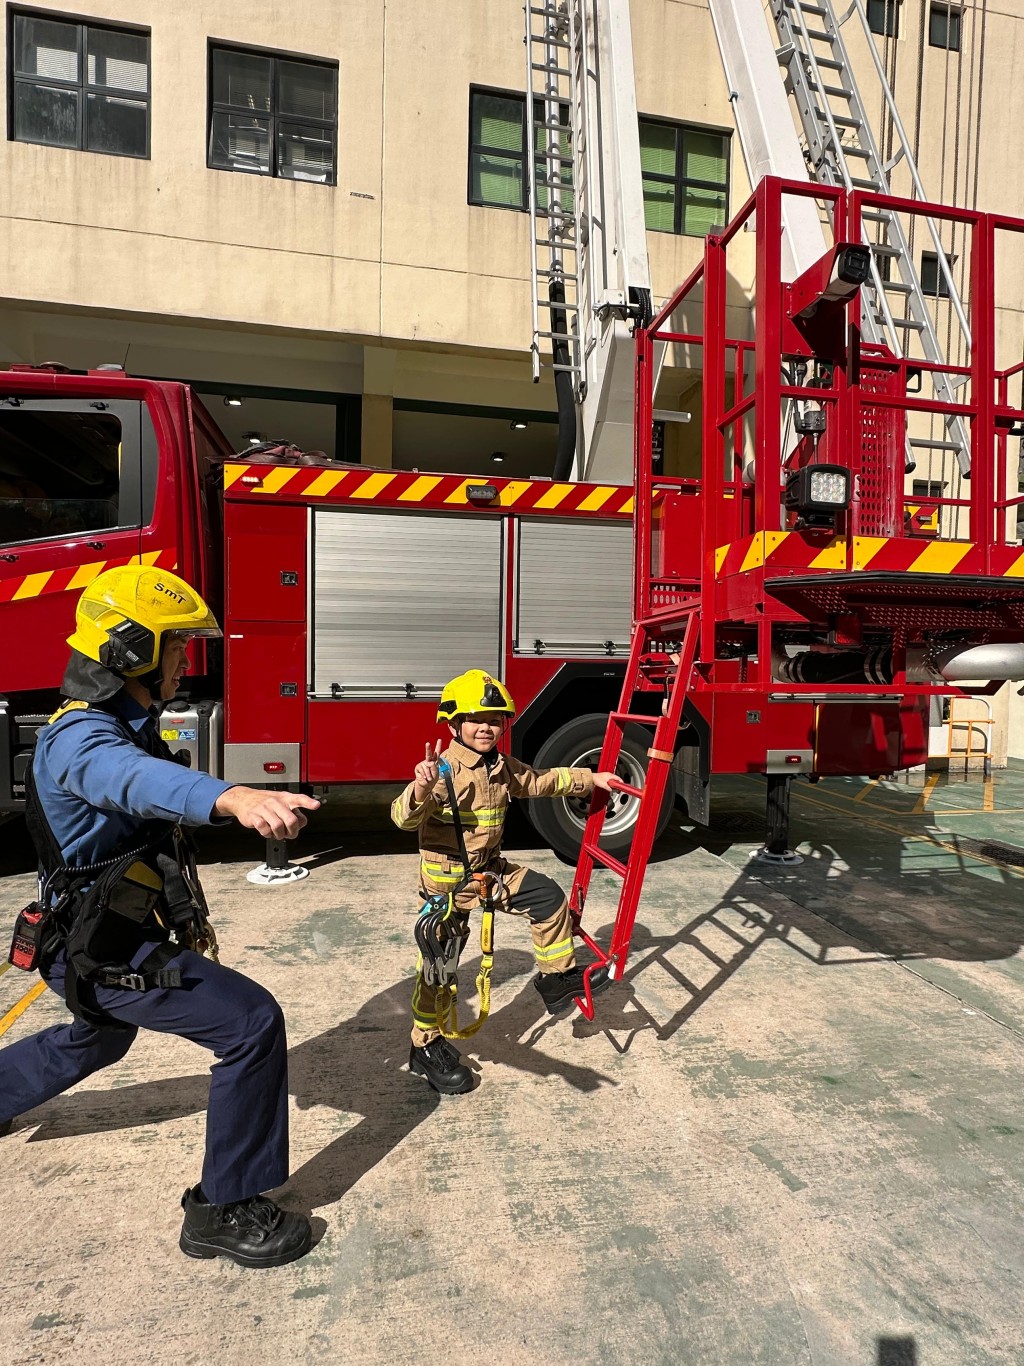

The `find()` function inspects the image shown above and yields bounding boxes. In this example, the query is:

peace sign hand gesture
[413,740,443,802]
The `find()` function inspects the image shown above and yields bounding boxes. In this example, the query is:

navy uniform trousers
[0,939,289,1206]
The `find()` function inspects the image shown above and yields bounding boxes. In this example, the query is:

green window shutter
[474,153,525,208]
[639,119,676,177]
[474,93,524,151]
[471,92,526,208]
[684,131,727,186]
[682,186,727,237]
[643,179,676,232]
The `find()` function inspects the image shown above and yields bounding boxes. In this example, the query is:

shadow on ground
[16,947,616,1212]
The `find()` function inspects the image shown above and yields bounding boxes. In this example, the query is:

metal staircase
[770,0,973,476]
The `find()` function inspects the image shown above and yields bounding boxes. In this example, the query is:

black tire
[524,713,676,863]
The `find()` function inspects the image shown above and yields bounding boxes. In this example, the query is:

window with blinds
[468,87,572,212]
[639,118,730,238]
[207,44,337,184]
[9,12,150,158]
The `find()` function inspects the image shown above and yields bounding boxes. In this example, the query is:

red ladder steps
[568,612,700,1018]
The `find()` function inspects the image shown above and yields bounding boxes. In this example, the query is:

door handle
[0,553,18,563]
[86,541,107,550]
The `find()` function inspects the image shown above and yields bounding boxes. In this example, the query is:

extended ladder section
[525,0,653,480]
[769,0,972,476]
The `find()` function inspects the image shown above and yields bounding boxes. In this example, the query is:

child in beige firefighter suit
[391,668,616,1094]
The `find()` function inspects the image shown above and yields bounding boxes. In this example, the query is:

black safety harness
[14,701,219,1029]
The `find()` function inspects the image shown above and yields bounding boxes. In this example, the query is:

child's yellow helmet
[67,566,221,677]
[437,669,516,724]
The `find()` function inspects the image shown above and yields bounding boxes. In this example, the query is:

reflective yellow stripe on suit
[535,936,574,962]
[420,859,464,886]
[435,806,506,830]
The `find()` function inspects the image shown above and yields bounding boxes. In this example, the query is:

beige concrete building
[1,0,1023,756]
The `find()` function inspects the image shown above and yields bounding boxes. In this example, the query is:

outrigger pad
[751,847,803,866]
[245,861,310,885]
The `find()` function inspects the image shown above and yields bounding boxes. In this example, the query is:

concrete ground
[1,766,1024,1366]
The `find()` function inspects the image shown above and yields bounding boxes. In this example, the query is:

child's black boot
[534,964,610,1014]
[409,1037,474,1094]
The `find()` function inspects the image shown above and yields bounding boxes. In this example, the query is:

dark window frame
[867,0,900,38]
[206,39,338,185]
[6,5,151,159]
[929,2,962,49]
[638,113,731,238]
[921,250,957,298]
[467,85,570,214]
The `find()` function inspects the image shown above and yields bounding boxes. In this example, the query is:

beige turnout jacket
[391,740,594,900]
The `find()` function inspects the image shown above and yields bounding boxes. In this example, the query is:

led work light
[785,463,851,527]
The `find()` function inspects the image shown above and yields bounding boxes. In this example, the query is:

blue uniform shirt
[33,690,233,867]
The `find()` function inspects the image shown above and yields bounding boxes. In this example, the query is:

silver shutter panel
[312,508,503,696]
[515,518,632,653]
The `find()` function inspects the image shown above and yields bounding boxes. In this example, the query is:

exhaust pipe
[929,642,1024,682]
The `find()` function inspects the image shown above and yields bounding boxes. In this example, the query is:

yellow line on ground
[984,772,995,813]
[912,772,941,814]
[0,979,47,1039]
[853,779,879,803]
[788,784,1024,878]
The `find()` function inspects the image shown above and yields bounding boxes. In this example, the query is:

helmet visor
[167,626,223,641]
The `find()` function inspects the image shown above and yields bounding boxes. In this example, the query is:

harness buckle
[120,972,147,992]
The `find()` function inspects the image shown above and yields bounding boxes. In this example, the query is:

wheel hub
[562,745,646,837]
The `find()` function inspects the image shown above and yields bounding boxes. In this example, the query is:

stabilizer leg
[752,775,803,866]
[246,836,310,885]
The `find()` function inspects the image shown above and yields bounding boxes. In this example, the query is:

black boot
[179,1187,313,1268]
[534,964,610,1015]
[409,1038,474,1095]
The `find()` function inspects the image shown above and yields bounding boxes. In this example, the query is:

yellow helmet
[437,669,516,724]
[67,565,221,677]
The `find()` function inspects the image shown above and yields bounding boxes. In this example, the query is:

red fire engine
[0,371,670,862]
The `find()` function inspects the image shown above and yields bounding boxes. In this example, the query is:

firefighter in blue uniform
[0,566,320,1268]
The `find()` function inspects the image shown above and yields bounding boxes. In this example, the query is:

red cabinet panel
[225,503,306,623]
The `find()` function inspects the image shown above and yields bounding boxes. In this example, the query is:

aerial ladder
[564,0,1021,1018]
[525,0,654,481]
[711,0,971,479]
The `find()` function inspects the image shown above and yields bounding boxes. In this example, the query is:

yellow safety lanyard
[433,877,495,1041]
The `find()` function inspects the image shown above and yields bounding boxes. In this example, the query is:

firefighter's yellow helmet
[437,669,516,724]
[67,565,221,677]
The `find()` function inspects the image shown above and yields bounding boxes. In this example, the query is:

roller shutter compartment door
[312,508,503,696]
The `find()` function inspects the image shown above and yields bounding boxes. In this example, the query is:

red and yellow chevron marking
[0,549,177,605]
[222,462,636,517]
[715,531,1024,579]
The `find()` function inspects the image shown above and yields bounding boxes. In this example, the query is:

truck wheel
[524,713,676,863]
